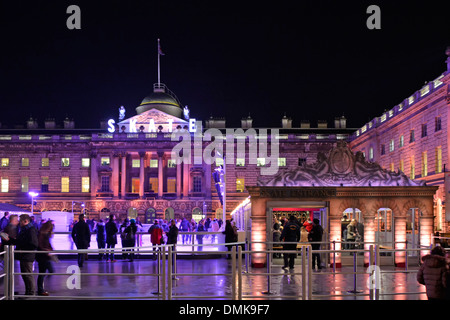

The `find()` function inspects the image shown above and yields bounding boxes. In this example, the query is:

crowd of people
[272,215,323,271]
[0,211,231,296]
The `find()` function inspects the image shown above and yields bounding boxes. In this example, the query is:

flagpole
[157,38,161,86]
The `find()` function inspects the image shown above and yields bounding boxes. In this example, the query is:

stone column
[158,151,164,198]
[139,151,146,199]
[420,215,434,258]
[112,152,120,198]
[329,216,342,268]
[120,152,127,198]
[183,162,190,197]
[176,161,182,198]
[394,215,407,267]
[90,152,98,198]
[205,162,212,199]
[250,198,267,268]
[363,212,376,267]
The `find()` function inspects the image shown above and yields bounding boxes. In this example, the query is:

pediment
[258,141,426,187]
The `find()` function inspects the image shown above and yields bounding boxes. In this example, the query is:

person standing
[123,219,137,261]
[417,246,448,300]
[0,214,19,250]
[36,220,55,296]
[346,219,357,250]
[71,214,91,268]
[167,219,179,247]
[94,219,106,260]
[148,220,163,259]
[180,218,190,244]
[280,215,300,271]
[196,220,205,251]
[223,220,238,259]
[308,219,324,271]
[15,214,39,296]
[105,214,118,262]
[0,211,10,231]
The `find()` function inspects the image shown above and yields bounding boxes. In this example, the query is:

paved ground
[1,253,427,300]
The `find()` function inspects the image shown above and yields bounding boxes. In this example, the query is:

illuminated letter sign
[107,119,115,133]
[189,118,197,133]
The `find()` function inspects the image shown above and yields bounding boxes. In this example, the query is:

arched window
[165,207,174,221]
[145,207,157,224]
[128,207,138,219]
[192,207,203,222]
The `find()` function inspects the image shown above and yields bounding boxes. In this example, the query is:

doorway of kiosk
[267,201,328,267]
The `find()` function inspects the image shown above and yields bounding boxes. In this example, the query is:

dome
[136,83,183,119]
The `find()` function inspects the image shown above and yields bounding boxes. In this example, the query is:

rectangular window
[236,178,245,193]
[278,158,286,167]
[399,135,404,148]
[410,130,415,143]
[101,157,110,166]
[21,176,29,192]
[193,176,202,192]
[131,177,139,193]
[41,158,49,167]
[61,177,69,192]
[390,162,395,172]
[41,176,49,192]
[167,159,177,168]
[369,147,374,160]
[21,158,29,167]
[215,158,224,167]
[421,124,427,138]
[101,176,110,192]
[132,159,140,168]
[149,177,158,193]
[257,158,266,167]
[82,177,90,193]
[422,152,428,177]
[167,178,176,193]
[389,139,395,152]
[381,145,385,155]
[1,178,9,193]
[436,146,442,174]
[298,158,307,166]
[149,159,158,168]
[435,117,442,132]
[61,158,70,167]
[1,158,9,167]
[400,159,404,173]
[410,156,415,180]
[81,158,90,168]
[236,158,245,167]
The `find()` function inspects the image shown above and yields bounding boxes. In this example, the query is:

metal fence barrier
[0,240,433,300]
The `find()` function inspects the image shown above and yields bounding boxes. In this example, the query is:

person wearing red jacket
[148,220,163,260]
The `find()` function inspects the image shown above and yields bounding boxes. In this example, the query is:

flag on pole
[158,39,165,56]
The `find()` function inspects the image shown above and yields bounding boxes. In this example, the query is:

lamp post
[28,192,39,215]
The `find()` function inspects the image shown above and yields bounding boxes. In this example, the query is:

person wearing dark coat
[71,214,91,267]
[417,246,449,300]
[36,220,55,296]
[166,219,179,247]
[15,214,39,295]
[94,219,106,260]
[223,220,238,259]
[122,219,137,261]
[280,215,300,270]
[308,219,324,270]
[105,214,118,262]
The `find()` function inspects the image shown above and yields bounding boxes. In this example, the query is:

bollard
[162,246,166,300]
[152,247,161,295]
[231,246,236,300]
[238,246,243,300]
[168,246,172,300]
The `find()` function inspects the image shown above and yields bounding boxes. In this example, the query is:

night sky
[1,0,449,129]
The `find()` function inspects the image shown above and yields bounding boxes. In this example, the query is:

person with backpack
[122,219,137,262]
[148,220,163,259]
[105,214,119,262]
[71,214,91,268]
